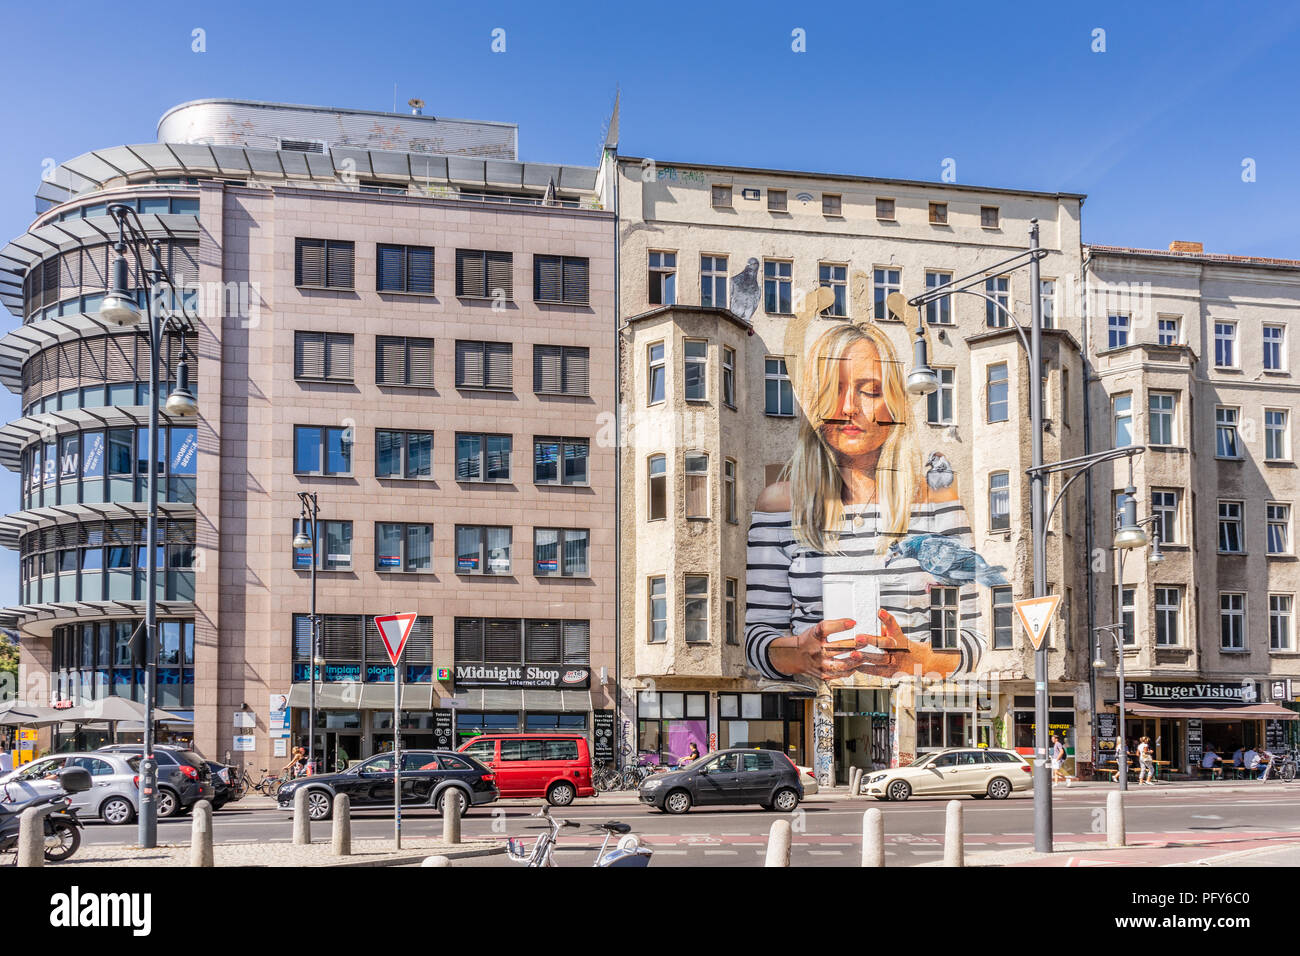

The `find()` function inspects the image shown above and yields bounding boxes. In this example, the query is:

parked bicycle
[506,803,653,867]
[235,767,285,797]
[1263,749,1297,782]
[592,764,622,793]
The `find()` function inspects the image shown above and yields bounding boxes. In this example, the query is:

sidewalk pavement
[59,838,504,867]
[924,832,1300,867]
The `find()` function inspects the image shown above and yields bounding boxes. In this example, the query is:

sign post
[374,613,416,850]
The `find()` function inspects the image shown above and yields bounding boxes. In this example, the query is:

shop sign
[1124,681,1258,704]
[1266,719,1286,752]
[454,663,591,689]
[592,710,615,763]
[432,709,454,748]
[1097,713,1118,742]
[1270,680,1293,702]
[233,735,255,752]
[436,667,452,681]
[1186,718,1203,768]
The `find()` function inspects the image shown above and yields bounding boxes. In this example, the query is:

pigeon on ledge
[729,258,761,322]
[885,533,1008,587]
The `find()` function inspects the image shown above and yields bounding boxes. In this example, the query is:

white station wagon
[864,747,1033,801]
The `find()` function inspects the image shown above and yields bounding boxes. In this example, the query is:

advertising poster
[269,693,288,732]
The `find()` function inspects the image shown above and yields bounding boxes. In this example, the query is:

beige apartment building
[1085,241,1300,774]
[1,99,619,777]
[609,154,1094,783]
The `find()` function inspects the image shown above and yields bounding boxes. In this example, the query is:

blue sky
[0,0,1297,602]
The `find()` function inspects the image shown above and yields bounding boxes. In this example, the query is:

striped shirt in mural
[745,501,981,680]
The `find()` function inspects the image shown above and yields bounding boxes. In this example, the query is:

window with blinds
[456,249,513,299]
[455,340,513,389]
[294,331,354,381]
[375,336,434,387]
[532,345,589,395]
[376,244,434,294]
[532,255,590,304]
[295,238,355,289]
[455,617,590,665]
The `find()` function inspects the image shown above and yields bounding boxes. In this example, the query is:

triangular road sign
[373,613,417,666]
[1014,595,1061,651]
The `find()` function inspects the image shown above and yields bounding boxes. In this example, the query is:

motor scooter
[0,766,91,863]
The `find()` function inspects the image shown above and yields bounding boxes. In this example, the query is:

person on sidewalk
[1137,736,1155,785]
[1050,735,1067,784]
[1201,746,1224,780]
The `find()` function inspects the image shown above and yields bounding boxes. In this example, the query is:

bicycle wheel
[1282,761,1296,783]
[620,769,641,790]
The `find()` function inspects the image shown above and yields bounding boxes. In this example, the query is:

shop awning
[1123,702,1299,720]
[450,689,593,711]
[286,683,446,710]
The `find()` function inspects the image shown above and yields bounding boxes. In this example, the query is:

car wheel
[547,781,577,807]
[987,777,1012,800]
[155,788,180,818]
[772,787,800,812]
[663,789,692,814]
[306,789,333,821]
[100,797,136,825]
[43,821,80,863]
[887,780,912,802]
[437,788,469,817]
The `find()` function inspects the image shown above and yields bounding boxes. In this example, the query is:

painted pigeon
[729,257,761,322]
[925,452,954,491]
[885,533,1008,587]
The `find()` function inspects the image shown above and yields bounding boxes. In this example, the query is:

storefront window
[718,692,806,765]
[525,713,587,731]
[637,691,707,766]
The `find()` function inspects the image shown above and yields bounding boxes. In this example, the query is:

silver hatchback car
[0,752,140,825]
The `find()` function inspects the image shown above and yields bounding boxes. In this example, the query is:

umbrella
[0,700,62,726]
[55,696,185,723]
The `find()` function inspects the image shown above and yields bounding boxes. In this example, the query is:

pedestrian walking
[1137,736,1155,785]
[1050,734,1066,785]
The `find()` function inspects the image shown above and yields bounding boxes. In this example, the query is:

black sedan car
[639,748,803,814]
[276,750,498,821]
[207,761,243,810]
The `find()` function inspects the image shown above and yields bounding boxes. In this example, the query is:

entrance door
[324,732,360,772]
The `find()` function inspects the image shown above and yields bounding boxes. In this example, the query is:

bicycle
[236,767,285,797]
[1262,750,1297,782]
[506,803,652,867]
[592,764,621,793]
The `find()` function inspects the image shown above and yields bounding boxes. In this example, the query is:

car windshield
[908,754,935,768]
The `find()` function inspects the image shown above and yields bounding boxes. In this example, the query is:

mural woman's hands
[855,609,960,678]
[767,619,883,680]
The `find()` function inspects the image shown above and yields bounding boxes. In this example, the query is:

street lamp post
[99,203,199,849]
[293,493,320,772]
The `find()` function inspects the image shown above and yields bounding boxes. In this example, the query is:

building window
[648,455,667,520]
[649,577,667,643]
[455,617,589,667]
[874,268,902,322]
[295,238,354,289]
[685,453,709,519]
[1151,489,1179,545]
[455,433,512,482]
[294,331,354,381]
[1214,322,1236,368]
[986,363,1009,423]
[722,346,736,409]
[765,358,794,416]
[989,472,1010,531]
[455,340,513,390]
[1220,593,1246,651]
[985,276,1010,327]
[1155,587,1181,646]
[1216,406,1240,458]
[930,587,958,649]
[648,251,677,306]
[375,522,432,572]
[767,189,787,212]
[925,271,952,325]
[1108,314,1130,350]
[1270,595,1293,651]
[928,202,948,225]
[980,206,1000,228]
[874,197,894,220]
[533,255,590,305]
[701,255,728,309]
[1157,316,1180,346]
[647,342,666,405]
[684,574,709,643]
[819,263,848,317]
[927,368,955,424]
[1264,324,1286,371]
[375,336,434,387]
[684,340,708,401]
[533,528,589,577]
[992,587,1013,649]
[294,425,352,475]
[764,260,792,314]
[1039,279,1056,330]
[1218,500,1244,553]
[376,244,433,294]
[724,458,738,523]
[823,193,843,216]
[455,249,513,300]
[725,578,739,645]
[292,519,352,571]
[712,184,733,208]
[1268,503,1291,555]
[1266,409,1290,461]
[376,430,433,479]
[1118,586,1136,645]
[455,525,512,574]
[532,345,589,396]
[534,437,588,485]
[1148,391,1175,445]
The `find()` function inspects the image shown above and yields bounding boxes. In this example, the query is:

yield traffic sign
[373,612,417,666]
[1014,595,1061,651]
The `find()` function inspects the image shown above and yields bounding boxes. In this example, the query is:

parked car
[96,744,215,817]
[277,750,498,821]
[1,752,141,825]
[458,733,594,806]
[863,748,1033,801]
[639,748,803,814]
[206,761,242,810]
[794,764,819,796]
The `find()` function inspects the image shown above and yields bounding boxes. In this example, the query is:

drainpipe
[610,149,624,770]
[1081,244,1099,770]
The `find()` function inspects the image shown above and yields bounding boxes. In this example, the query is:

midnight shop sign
[1124,681,1258,704]
[454,664,591,689]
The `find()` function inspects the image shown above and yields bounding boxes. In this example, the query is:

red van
[458,733,594,806]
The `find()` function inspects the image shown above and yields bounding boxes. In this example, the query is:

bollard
[17,806,45,867]
[861,807,885,867]
[442,789,463,845]
[764,818,792,867]
[190,799,214,867]
[421,855,452,867]
[943,799,964,867]
[332,793,351,856]
[1107,790,1126,848]
[293,787,311,846]
[850,767,861,796]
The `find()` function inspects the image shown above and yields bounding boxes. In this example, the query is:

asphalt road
[73,787,1300,867]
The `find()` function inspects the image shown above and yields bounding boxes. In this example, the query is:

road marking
[704,850,739,856]
[807,850,843,856]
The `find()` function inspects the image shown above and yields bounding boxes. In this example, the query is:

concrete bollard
[861,807,885,867]
[189,799,214,867]
[17,806,45,867]
[421,855,452,867]
[764,818,792,867]
[943,799,964,867]
[293,787,311,846]
[442,790,462,845]
[332,793,351,856]
[850,767,861,795]
[1107,790,1126,848]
